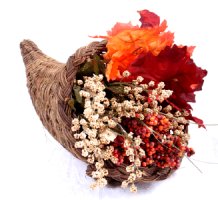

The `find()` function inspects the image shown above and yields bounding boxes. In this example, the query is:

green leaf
[106,84,125,94]
[93,54,100,75]
[73,85,83,104]
[78,61,94,77]
[67,98,76,111]
[76,54,106,78]
[108,82,132,86]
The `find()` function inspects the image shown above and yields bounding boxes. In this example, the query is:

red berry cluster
[112,114,195,169]
[112,136,128,166]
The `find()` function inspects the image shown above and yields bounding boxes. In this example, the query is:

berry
[112,114,194,169]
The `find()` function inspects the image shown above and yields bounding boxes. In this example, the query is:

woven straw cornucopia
[20,40,174,184]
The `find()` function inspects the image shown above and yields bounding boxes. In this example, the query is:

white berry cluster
[72,75,118,189]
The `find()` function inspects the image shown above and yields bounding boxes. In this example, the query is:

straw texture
[20,40,174,184]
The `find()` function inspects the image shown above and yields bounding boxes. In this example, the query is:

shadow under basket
[20,39,174,185]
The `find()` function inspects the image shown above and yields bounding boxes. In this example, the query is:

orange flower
[105,20,174,80]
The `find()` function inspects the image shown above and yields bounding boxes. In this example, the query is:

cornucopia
[20,10,207,192]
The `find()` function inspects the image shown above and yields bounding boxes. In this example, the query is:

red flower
[125,45,207,119]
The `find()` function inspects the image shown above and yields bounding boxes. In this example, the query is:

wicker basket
[20,40,174,185]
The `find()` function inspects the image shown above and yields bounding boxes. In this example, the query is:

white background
[0,0,218,199]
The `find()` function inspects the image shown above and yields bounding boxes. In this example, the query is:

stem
[191,158,218,165]
[159,111,218,127]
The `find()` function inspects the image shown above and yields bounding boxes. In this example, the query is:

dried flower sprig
[71,70,196,192]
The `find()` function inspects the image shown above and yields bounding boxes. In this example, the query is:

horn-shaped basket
[20,40,174,185]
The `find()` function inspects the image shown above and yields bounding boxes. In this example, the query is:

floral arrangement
[69,10,207,192]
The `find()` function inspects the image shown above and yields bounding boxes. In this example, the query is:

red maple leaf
[125,45,207,126]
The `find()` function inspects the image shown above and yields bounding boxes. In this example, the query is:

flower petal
[107,22,139,37]
[188,115,206,128]
[138,10,160,28]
